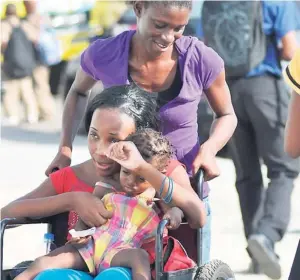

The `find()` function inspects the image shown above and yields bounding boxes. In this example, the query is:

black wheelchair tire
[194,259,235,280]
[9,260,34,279]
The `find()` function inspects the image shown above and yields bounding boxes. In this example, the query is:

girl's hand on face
[163,207,183,230]
[192,142,220,181]
[73,192,113,228]
[106,141,146,172]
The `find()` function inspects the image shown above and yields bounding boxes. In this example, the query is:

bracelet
[163,178,174,204]
[163,177,172,202]
[164,179,173,204]
[159,176,168,197]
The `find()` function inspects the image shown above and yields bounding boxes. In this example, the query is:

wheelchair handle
[195,168,205,201]
[155,219,169,279]
[155,169,205,278]
[0,217,49,273]
[195,168,205,267]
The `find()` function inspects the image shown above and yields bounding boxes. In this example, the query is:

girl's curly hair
[126,128,173,171]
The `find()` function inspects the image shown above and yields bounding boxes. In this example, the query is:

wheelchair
[1,170,235,280]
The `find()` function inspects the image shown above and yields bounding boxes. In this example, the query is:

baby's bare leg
[110,248,151,280]
[14,244,87,280]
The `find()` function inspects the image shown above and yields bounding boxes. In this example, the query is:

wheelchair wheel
[194,259,235,280]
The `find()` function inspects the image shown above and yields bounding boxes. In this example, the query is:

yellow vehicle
[1,0,127,94]
[1,0,126,61]
[38,0,126,61]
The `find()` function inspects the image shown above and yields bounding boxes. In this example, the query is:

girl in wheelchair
[14,129,206,280]
[2,85,206,279]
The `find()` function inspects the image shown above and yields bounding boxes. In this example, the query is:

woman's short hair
[85,85,159,133]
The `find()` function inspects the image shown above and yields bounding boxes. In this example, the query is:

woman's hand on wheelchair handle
[45,147,72,176]
[72,192,113,228]
[192,142,220,181]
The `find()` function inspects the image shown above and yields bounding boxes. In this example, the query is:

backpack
[36,26,62,66]
[143,236,196,279]
[3,24,36,79]
[201,1,267,79]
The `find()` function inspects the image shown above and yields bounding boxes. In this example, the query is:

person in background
[284,49,300,158]
[221,2,298,279]
[23,0,56,121]
[1,3,39,125]
[283,48,300,280]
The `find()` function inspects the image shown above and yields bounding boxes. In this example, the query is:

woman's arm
[1,179,112,227]
[285,91,300,158]
[193,70,237,179]
[280,31,298,61]
[0,179,73,219]
[139,163,206,228]
[168,165,204,228]
[45,68,97,176]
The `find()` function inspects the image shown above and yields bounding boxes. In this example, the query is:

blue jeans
[202,197,212,264]
[34,199,211,279]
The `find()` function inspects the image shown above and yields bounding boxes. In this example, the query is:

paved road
[1,117,299,280]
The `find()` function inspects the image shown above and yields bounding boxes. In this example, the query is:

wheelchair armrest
[1,217,51,230]
[0,217,51,274]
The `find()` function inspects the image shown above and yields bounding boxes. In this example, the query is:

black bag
[3,24,36,79]
[201,1,267,78]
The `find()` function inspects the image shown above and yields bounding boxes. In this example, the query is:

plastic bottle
[44,233,57,254]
